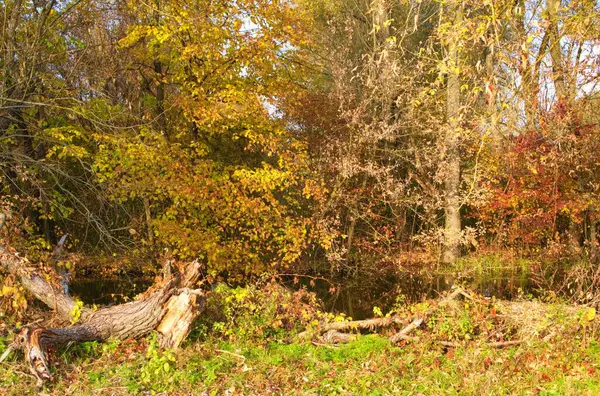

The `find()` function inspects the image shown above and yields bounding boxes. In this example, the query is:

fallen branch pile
[299,287,526,350]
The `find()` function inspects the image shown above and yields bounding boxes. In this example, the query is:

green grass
[2,284,600,395]
[2,331,600,395]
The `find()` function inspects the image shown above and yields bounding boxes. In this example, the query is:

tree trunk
[443,0,463,264]
[1,241,205,385]
[157,288,205,349]
[144,197,154,245]
[514,0,549,130]
[546,0,567,102]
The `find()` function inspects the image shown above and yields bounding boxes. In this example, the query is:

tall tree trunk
[152,0,168,138]
[545,0,581,251]
[154,59,167,136]
[546,0,567,102]
[144,197,154,246]
[514,0,549,130]
[589,214,598,261]
[443,0,463,264]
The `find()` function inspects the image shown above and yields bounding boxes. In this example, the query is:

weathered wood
[321,330,357,344]
[389,288,464,344]
[296,315,407,340]
[487,340,522,348]
[389,318,424,344]
[299,288,469,344]
[157,288,205,349]
[437,340,522,349]
[0,244,85,321]
[0,241,205,384]
[7,280,175,384]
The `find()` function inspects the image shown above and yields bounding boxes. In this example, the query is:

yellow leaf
[587,308,596,322]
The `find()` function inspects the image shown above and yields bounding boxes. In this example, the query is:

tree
[442,0,464,264]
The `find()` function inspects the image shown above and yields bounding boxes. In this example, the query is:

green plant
[140,334,177,391]
[194,282,321,343]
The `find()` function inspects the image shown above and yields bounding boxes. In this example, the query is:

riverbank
[2,287,599,395]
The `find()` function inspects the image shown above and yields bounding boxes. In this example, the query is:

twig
[487,340,523,348]
[436,340,523,348]
[216,349,246,361]
[276,273,337,287]
[0,345,14,363]
[311,341,338,348]
[92,387,128,393]
[322,330,357,344]
[458,289,477,302]
[438,340,462,348]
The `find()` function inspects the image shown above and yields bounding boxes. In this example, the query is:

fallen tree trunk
[0,242,206,385]
[389,318,424,344]
[388,287,466,344]
[0,245,83,321]
[157,288,205,349]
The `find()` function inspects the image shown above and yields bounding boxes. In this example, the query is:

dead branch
[322,330,357,344]
[487,340,523,348]
[296,315,407,340]
[389,318,424,344]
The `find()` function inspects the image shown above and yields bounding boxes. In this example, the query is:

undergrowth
[1,282,600,395]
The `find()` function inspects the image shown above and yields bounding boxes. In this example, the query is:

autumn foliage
[479,102,600,252]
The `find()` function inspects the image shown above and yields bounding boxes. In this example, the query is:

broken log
[157,288,205,349]
[296,315,407,340]
[298,287,469,344]
[321,315,406,332]
[389,287,465,344]
[0,241,206,385]
[0,244,84,321]
[321,330,357,344]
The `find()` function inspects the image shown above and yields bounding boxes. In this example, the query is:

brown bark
[144,197,154,245]
[443,0,463,264]
[299,288,469,345]
[589,213,597,260]
[0,242,205,385]
[296,313,407,340]
[322,330,357,344]
[389,317,424,344]
[546,0,567,102]
[514,0,549,129]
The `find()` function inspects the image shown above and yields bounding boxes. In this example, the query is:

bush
[193,281,323,343]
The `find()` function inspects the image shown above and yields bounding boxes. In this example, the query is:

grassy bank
[2,287,600,395]
[1,328,599,394]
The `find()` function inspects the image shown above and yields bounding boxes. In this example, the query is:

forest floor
[2,286,600,395]
[2,332,600,395]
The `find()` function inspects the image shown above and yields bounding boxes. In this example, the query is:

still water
[70,268,536,319]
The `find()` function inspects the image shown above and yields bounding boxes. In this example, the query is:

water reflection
[70,268,536,319]
[290,268,536,320]
[70,278,152,305]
